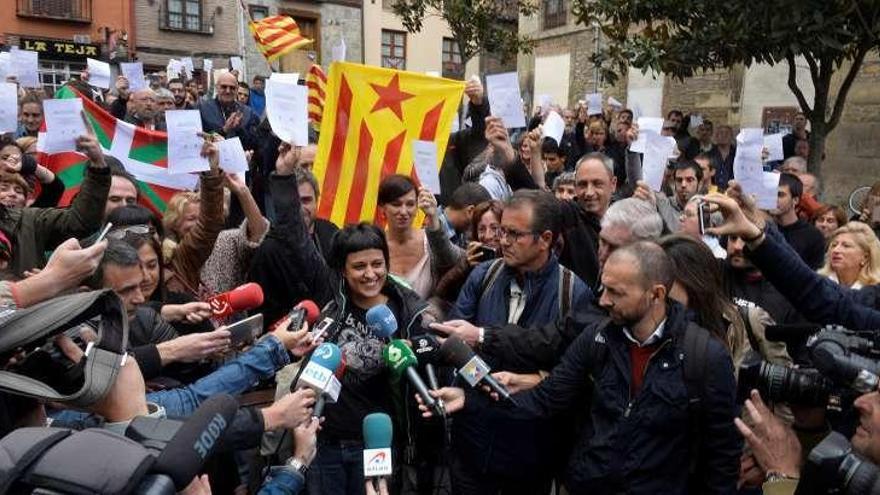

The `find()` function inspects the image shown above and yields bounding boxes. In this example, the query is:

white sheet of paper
[538,94,552,109]
[626,87,663,118]
[485,72,526,129]
[642,134,677,191]
[737,128,764,147]
[203,58,213,79]
[586,92,603,116]
[167,59,182,81]
[764,133,785,162]
[0,83,17,133]
[332,38,347,64]
[265,79,308,146]
[269,72,299,84]
[733,129,766,206]
[165,110,209,173]
[181,57,194,79]
[542,111,565,145]
[230,57,244,80]
[218,137,249,173]
[607,96,623,109]
[86,58,111,89]
[12,49,40,88]
[630,117,665,154]
[42,98,87,152]
[688,114,703,130]
[412,140,441,194]
[0,53,10,82]
[756,172,781,209]
[120,62,146,91]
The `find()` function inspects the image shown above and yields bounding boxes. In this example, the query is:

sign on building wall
[19,37,101,61]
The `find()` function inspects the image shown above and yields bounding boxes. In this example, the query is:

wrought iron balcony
[17,0,92,23]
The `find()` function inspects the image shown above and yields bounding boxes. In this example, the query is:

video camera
[739,325,880,411]
[796,431,880,495]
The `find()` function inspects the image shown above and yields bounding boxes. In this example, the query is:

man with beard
[124,89,163,131]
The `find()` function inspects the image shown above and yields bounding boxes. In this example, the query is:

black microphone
[765,324,822,342]
[439,336,512,402]
[411,334,441,390]
[152,394,239,489]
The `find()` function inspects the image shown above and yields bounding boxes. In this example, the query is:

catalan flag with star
[313,62,464,226]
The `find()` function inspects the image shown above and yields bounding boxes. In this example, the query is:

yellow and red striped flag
[314,62,465,226]
[248,15,313,62]
[306,63,327,125]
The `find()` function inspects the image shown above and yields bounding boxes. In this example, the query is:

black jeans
[450,454,553,495]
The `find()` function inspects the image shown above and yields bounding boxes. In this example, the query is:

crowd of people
[1,63,880,495]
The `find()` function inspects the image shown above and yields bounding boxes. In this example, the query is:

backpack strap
[557,265,575,319]
[682,323,711,476]
[737,304,761,352]
[477,259,506,304]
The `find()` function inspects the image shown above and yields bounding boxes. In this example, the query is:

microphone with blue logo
[363,412,393,483]
[296,342,344,418]
[366,304,397,340]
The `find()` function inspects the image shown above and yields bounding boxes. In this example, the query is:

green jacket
[5,166,110,276]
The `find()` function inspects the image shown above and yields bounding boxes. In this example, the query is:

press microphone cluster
[206,283,265,319]
[295,342,344,418]
[383,339,446,417]
[366,304,398,340]
[411,334,442,391]
[440,335,512,402]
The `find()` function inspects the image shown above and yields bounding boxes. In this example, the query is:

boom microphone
[152,394,238,489]
[366,304,397,339]
[411,334,441,390]
[206,283,264,319]
[383,340,445,417]
[440,336,512,402]
[362,413,393,479]
[295,342,344,417]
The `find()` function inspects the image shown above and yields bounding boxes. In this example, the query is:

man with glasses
[431,189,592,495]
[198,72,259,150]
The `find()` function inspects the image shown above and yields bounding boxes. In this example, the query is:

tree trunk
[807,69,831,177]
[808,124,827,177]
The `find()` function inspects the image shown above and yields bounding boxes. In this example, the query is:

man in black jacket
[428,242,741,494]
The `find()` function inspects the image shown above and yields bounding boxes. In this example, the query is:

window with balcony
[543,0,566,30]
[442,38,463,79]
[381,30,406,70]
[161,0,209,33]
[17,0,92,22]
[249,5,268,21]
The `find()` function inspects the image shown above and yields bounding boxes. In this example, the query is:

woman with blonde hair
[818,221,880,289]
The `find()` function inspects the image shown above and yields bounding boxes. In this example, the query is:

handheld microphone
[411,334,441,390]
[383,340,445,417]
[281,299,321,333]
[295,342,344,417]
[152,394,238,490]
[440,336,512,402]
[206,283,264,319]
[366,304,397,339]
[362,413,393,478]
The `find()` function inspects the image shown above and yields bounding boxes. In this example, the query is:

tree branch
[786,51,814,117]
[828,42,872,130]
[803,52,820,84]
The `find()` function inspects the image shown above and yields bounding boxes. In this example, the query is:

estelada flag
[313,62,465,226]
[248,15,313,62]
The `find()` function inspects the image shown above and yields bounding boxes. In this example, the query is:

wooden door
[278,11,320,77]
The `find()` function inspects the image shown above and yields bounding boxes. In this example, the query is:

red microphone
[206,283,264,319]
[282,299,321,333]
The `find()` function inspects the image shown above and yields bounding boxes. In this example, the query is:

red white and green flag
[36,85,197,214]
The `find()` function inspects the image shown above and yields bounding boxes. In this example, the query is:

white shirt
[479,165,512,201]
[622,319,667,348]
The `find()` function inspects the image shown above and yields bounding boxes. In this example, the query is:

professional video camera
[0,394,238,494]
[739,325,880,410]
[795,432,880,495]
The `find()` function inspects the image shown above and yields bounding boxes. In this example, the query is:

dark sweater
[779,218,826,270]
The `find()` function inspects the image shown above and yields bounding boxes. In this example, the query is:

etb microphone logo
[363,447,392,476]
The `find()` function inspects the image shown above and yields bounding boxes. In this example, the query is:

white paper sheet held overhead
[756,171,781,210]
[203,59,213,85]
[0,83,17,134]
[121,62,147,91]
[0,53,12,82]
[538,94,552,110]
[626,87,663,119]
[165,110,209,173]
[764,133,785,162]
[265,79,308,146]
[332,38,347,64]
[86,58,111,89]
[607,96,623,109]
[586,92,603,116]
[630,117,665,154]
[230,57,244,80]
[269,72,299,84]
[733,128,768,206]
[12,49,40,88]
[688,114,703,130]
[42,98,87,152]
[181,57,194,79]
[412,140,441,195]
[642,134,677,191]
[485,72,526,129]
[217,137,249,173]
[542,111,565,146]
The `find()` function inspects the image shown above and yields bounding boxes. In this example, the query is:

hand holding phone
[478,245,498,261]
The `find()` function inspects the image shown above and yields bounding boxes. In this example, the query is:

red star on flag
[370,74,415,120]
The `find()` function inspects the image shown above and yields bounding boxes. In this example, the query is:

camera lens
[738,355,833,406]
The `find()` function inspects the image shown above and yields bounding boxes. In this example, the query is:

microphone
[383,340,445,417]
[411,334,441,390]
[366,304,397,339]
[362,413,393,478]
[152,394,238,490]
[206,283,265,319]
[440,336,512,402]
[281,299,321,332]
[295,342,344,417]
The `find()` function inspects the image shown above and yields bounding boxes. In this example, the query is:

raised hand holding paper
[642,134,677,191]
[630,117,664,154]
[0,83,17,134]
[266,79,308,146]
[586,92,603,116]
[165,110,209,173]
[412,140,441,195]
[218,137,249,173]
[332,38,347,64]
[542,111,565,146]
[42,99,87,152]
[764,133,785,162]
[12,49,40,88]
[86,58,111,90]
[181,57,194,79]
[733,128,767,204]
[120,62,147,91]
[486,72,526,129]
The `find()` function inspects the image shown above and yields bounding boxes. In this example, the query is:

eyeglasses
[498,227,538,242]
[106,224,153,240]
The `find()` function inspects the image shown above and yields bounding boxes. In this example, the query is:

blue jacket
[198,98,259,150]
[258,465,304,495]
[249,88,266,118]
[450,255,592,329]
[495,302,740,494]
[749,224,880,329]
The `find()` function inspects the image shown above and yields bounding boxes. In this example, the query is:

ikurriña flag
[313,62,465,226]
